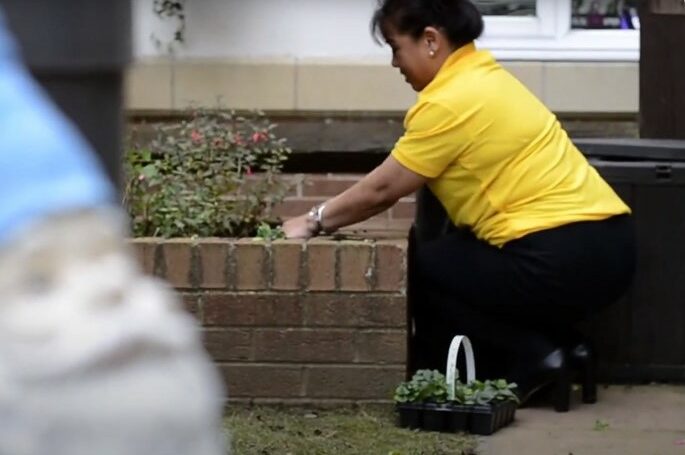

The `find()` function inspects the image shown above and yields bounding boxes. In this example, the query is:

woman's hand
[282,157,426,238]
[282,214,315,239]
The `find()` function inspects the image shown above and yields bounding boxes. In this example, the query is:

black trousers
[411,214,636,379]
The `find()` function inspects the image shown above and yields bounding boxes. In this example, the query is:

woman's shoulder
[409,77,485,123]
[404,96,460,129]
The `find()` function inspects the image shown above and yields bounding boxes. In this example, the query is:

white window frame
[477,0,639,61]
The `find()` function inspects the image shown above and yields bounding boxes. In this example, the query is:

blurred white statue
[0,9,226,455]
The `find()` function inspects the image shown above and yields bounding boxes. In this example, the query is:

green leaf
[140,163,159,179]
[593,419,610,432]
[399,369,449,404]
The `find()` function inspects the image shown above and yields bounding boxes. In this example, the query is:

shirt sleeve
[391,101,466,178]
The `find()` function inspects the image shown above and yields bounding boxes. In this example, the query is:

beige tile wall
[173,59,297,110]
[126,60,174,111]
[543,62,639,113]
[295,59,416,111]
[125,58,638,114]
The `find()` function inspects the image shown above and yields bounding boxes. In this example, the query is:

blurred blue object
[0,10,113,244]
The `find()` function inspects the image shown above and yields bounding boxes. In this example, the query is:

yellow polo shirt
[391,42,630,247]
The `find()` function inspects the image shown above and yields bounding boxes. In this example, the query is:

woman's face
[383,23,442,92]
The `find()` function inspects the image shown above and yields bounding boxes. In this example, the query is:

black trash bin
[0,0,131,189]
[407,138,685,384]
[575,138,685,383]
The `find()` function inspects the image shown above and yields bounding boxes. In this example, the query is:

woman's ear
[423,26,444,56]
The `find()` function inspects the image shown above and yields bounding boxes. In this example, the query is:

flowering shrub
[123,109,291,238]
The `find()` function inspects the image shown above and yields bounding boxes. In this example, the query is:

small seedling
[593,419,610,431]
[255,222,286,241]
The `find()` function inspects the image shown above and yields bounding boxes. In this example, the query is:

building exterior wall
[127,0,640,114]
[126,59,639,114]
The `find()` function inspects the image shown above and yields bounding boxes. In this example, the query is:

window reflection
[572,0,640,29]
[472,1,536,16]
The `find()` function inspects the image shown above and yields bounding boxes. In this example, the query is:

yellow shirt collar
[421,42,478,94]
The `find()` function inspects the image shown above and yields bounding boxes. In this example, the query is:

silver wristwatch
[307,203,326,235]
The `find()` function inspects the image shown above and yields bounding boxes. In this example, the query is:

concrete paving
[479,385,685,455]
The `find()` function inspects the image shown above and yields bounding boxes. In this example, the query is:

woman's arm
[282,155,427,238]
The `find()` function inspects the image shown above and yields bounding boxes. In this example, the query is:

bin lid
[574,138,685,162]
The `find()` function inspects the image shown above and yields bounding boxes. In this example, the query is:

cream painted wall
[133,0,389,60]
[129,0,639,114]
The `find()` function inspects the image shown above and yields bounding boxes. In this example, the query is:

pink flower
[234,134,245,146]
[251,131,268,144]
[190,129,204,144]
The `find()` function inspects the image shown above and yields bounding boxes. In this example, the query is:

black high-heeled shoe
[566,341,598,404]
[510,348,571,413]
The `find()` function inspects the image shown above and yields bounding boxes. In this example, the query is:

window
[476,0,640,61]
[571,0,640,29]
[473,1,536,16]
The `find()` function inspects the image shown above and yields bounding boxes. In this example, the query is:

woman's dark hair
[371,0,483,48]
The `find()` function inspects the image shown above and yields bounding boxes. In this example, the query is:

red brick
[356,330,407,364]
[302,175,358,197]
[245,174,299,197]
[202,328,252,362]
[338,241,373,291]
[381,219,413,232]
[219,364,304,398]
[272,198,326,218]
[344,213,391,230]
[198,239,230,289]
[203,294,303,327]
[342,216,414,238]
[253,329,355,363]
[302,294,406,328]
[284,174,303,197]
[234,239,267,290]
[180,293,201,320]
[374,240,407,292]
[305,365,404,399]
[390,199,416,219]
[160,239,195,289]
[305,239,336,291]
[271,240,303,290]
[127,238,159,276]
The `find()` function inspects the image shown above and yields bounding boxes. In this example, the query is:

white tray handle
[445,335,476,401]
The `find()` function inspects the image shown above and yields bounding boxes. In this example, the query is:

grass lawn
[225,405,477,455]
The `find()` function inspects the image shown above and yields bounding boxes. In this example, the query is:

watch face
[307,207,320,224]
[309,204,324,222]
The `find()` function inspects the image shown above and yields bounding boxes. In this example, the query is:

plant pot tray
[396,401,516,435]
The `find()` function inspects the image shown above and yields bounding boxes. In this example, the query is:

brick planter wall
[129,237,408,405]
